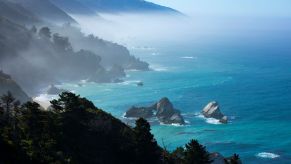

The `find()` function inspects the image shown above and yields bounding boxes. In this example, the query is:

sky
[148,0,291,17]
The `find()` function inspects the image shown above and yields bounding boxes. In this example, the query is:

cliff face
[0,71,31,103]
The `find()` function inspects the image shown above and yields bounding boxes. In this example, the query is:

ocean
[59,35,291,163]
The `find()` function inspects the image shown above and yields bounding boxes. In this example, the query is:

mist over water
[71,12,291,47]
[60,11,291,163]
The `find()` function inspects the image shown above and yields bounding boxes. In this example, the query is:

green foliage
[171,146,186,164]
[0,92,238,164]
[184,139,212,164]
[229,154,241,164]
[134,118,162,164]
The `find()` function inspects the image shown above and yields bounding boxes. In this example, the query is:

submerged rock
[202,101,228,124]
[46,85,67,95]
[137,81,143,86]
[125,97,185,125]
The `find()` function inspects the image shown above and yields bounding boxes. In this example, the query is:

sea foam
[256,152,280,159]
[150,64,169,72]
[196,114,222,125]
[180,56,197,59]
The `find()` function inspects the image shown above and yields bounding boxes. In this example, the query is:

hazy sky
[148,0,291,17]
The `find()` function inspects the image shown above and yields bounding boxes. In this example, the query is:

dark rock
[125,97,185,125]
[156,97,174,117]
[124,106,155,118]
[137,81,143,86]
[219,116,228,124]
[202,101,228,124]
[156,97,185,125]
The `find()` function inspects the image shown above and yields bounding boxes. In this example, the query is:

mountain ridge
[58,0,181,14]
[6,0,77,24]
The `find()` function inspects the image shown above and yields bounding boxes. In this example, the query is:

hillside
[0,0,40,24]
[0,92,241,163]
[74,0,180,14]
[7,0,76,24]
[0,71,31,103]
[50,0,97,15]
[0,17,149,95]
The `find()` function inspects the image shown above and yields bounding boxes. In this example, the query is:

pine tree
[134,118,162,164]
[230,154,240,164]
[0,91,16,120]
[184,139,212,164]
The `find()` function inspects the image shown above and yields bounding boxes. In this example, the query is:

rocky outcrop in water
[202,101,228,124]
[125,97,185,125]
[125,105,155,118]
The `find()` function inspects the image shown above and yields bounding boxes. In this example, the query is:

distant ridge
[50,0,98,15]
[7,0,77,24]
[0,0,40,24]
[74,0,181,14]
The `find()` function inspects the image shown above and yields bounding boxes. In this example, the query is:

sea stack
[125,97,185,125]
[156,97,185,125]
[202,101,228,124]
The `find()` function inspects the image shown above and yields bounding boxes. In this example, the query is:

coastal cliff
[0,92,240,164]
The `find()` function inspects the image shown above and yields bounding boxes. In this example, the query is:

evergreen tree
[134,118,162,164]
[230,154,240,164]
[0,91,16,119]
[19,102,60,163]
[171,146,185,164]
[184,139,212,164]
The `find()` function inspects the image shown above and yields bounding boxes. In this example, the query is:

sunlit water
[59,36,291,163]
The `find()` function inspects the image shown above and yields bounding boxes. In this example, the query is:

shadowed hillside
[7,0,76,24]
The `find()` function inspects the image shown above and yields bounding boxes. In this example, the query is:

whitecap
[160,122,186,127]
[256,152,280,159]
[151,52,159,56]
[120,80,142,85]
[180,56,197,59]
[185,120,190,124]
[196,114,222,125]
[150,64,168,72]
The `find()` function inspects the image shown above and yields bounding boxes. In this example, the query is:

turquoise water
[62,36,291,163]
